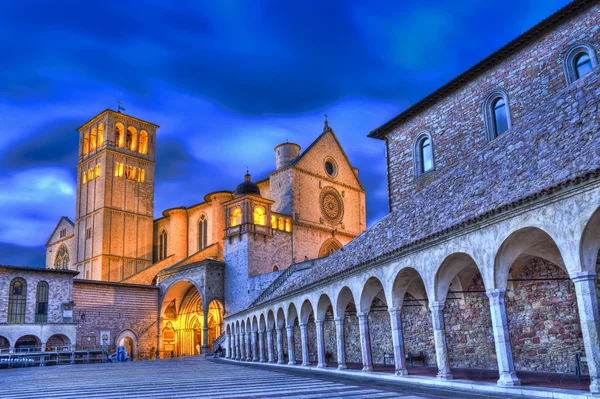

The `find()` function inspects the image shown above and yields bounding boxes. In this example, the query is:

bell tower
[74,109,158,281]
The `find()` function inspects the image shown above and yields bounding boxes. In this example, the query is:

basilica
[2,0,600,397]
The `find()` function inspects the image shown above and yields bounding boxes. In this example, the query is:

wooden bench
[382,351,426,368]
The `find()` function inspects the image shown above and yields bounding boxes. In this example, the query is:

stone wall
[72,279,159,356]
[401,295,435,366]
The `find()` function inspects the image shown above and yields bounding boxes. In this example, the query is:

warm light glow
[125,165,136,180]
[271,215,277,229]
[278,217,284,230]
[126,126,137,151]
[137,168,145,183]
[98,123,104,147]
[82,172,87,185]
[139,130,148,154]
[253,205,266,225]
[285,218,292,232]
[230,207,242,227]
[115,123,125,147]
[83,133,89,155]
[90,128,97,152]
[115,162,124,177]
[95,164,101,178]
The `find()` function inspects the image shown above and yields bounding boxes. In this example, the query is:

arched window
[8,278,27,323]
[126,127,137,151]
[115,123,125,147]
[139,130,148,154]
[318,239,342,258]
[98,123,104,148]
[159,230,168,260]
[253,206,266,226]
[83,132,89,155]
[90,128,97,152]
[483,90,512,141]
[271,215,277,229]
[564,43,597,85]
[35,281,49,323]
[198,214,208,251]
[278,217,284,231]
[413,132,434,177]
[285,218,292,232]
[230,208,242,227]
[272,265,279,272]
[54,245,70,270]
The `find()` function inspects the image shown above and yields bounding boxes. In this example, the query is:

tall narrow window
[98,123,104,148]
[253,206,266,226]
[126,127,137,151]
[271,215,277,229]
[35,281,49,323]
[159,230,168,260]
[199,214,208,250]
[95,164,101,178]
[278,217,284,230]
[413,132,434,177]
[575,53,593,79]
[83,133,89,155]
[115,123,125,147]
[483,90,512,141]
[420,138,433,173]
[285,218,292,232]
[55,245,70,269]
[8,278,26,323]
[90,128,97,152]
[230,208,242,227]
[564,44,597,84]
[139,130,148,154]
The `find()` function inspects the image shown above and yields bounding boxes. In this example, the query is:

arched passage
[316,294,336,366]
[299,299,315,366]
[336,286,359,368]
[160,280,205,357]
[15,335,41,352]
[46,334,72,351]
[287,303,300,364]
[0,336,10,353]
[207,300,224,351]
[276,307,287,364]
[115,330,138,360]
[359,277,392,371]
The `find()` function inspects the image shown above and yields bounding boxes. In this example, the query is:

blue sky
[0,0,571,266]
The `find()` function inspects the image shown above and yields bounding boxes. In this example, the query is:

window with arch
[285,218,292,232]
[198,214,208,251]
[564,43,597,85]
[253,206,266,226]
[83,132,89,155]
[139,130,149,154]
[126,127,137,151]
[272,265,279,272]
[90,128,97,152]
[159,229,168,260]
[98,123,104,148]
[278,217,284,230]
[115,123,125,147]
[413,132,434,177]
[483,90,512,141]
[230,208,242,227]
[35,281,49,323]
[8,278,27,323]
[55,245,70,269]
[271,215,277,229]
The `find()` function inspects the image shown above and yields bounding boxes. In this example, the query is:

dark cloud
[0,243,45,268]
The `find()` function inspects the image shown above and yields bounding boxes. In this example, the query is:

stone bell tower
[74,109,158,282]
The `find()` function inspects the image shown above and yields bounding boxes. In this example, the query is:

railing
[250,262,297,307]
[212,332,226,349]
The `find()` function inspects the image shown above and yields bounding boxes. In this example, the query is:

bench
[382,351,425,368]
[575,352,587,378]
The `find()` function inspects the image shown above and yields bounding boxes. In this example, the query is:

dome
[233,172,261,198]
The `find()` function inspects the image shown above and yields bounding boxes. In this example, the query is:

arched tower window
[35,281,49,323]
[198,214,208,251]
[90,128,97,152]
[230,208,242,227]
[159,229,168,260]
[126,127,137,151]
[412,132,434,177]
[83,132,89,155]
[115,123,125,148]
[98,123,104,148]
[55,245,70,270]
[271,215,277,229]
[272,265,279,272]
[285,218,292,232]
[8,278,27,323]
[564,43,597,85]
[318,239,342,258]
[483,89,512,141]
[253,206,266,226]
[278,217,284,230]
[139,130,148,154]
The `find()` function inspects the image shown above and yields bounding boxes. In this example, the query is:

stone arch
[319,238,342,258]
[276,307,286,329]
[287,302,298,326]
[207,299,224,350]
[580,205,600,273]
[267,310,276,330]
[0,335,10,352]
[359,276,390,369]
[45,334,71,351]
[299,299,314,324]
[335,286,356,318]
[359,276,386,313]
[252,315,259,332]
[116,329,139,360]
[15,335,41,351]
[316,294,333,321]
[391,267,429,308]
[316,293,337,364]
[434,252,486,302]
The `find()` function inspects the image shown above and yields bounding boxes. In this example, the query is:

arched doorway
[319,238,342,258]
[207,300,224,350]
[46,334,71,351]
[0,336,10,353]
[115,330,138,360]
[15,335,41,352]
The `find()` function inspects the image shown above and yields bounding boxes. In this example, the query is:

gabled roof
[368,0,595,139]
[45,216,75,247]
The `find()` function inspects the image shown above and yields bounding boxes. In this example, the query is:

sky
[0,0,572,267]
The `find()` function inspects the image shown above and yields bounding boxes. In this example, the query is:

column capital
[314,319,325,325]
[266,328,273,333]
[429,300,445,312]
[388,307,401,315]
[486,289,507,305]
[357,311,369,319]
[572,270,597,283]
[299,322,308,328]
[258,330,264,335]
[334,317,345,324]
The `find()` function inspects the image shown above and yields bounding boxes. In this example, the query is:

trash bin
[117,346,125,362]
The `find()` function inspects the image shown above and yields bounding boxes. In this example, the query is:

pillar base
[317,363,326,368]
[497,372,520,387]
[590,379,600,394]
[338,364,347,370]
[395,368,408,376]
[302,362,310,367]
[437,372,453,380]
[201,345,210,354]
[277,360,286,364]
[288,360,297,365]
[362,366,374,372]
[268,360,275,364]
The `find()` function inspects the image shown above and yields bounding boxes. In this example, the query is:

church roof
[368,0,595,139]
[233,172,262,198]
[45,216,74,247]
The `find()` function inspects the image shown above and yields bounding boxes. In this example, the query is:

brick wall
[72,280,158,356]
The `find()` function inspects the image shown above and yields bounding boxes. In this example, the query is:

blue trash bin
[117,346,125,362]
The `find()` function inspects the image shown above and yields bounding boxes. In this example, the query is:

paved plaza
[0,356,535,399]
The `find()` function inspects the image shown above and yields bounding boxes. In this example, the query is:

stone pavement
[0,356,533,399]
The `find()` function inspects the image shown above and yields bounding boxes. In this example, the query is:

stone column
[258,331,266,362]
[252,331,259,362]
[573,271,600,394]
[487,289,520,386]
[430,301,452,379]
[388,307,408,376]
[334,317,347,369]
[266,329,275,363]
[202,327,209,354]
[226,333,231,358]
[237,333,243,360]
[276,327,285,364]
[246,332,252,362]
[41,342,47,353]
[315,319,326,368]
[300,323,310,366]
[357,312,373,372]
[286,325,296,365]
[232,333,238,359]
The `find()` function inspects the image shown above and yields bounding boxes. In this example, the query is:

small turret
[274,142,301,170]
